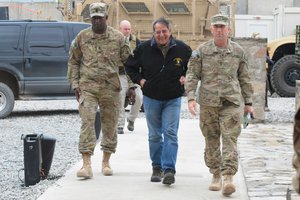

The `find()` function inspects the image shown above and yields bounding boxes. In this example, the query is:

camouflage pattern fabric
[68,26,131,154]
[185,39,253,175]
[185,39,253,106]
[78,89,120,154]
[68,26,131,91]
[200,103,241,175]
[119,34,138,86]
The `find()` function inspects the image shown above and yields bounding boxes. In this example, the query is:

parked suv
[0,20,90,118]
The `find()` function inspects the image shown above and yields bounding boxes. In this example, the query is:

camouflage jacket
[185,39,253,107]
[68,26,131,92]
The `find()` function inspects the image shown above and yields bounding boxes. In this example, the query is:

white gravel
[0,96,296,200]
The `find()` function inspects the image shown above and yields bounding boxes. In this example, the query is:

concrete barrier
[232,37,267,122]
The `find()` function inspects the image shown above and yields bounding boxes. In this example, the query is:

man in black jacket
[125,17,192,185]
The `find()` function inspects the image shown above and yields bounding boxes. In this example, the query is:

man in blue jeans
[125,17,192,185]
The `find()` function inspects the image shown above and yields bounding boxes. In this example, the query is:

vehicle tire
[270,55,300,97]
[0,82,15,119]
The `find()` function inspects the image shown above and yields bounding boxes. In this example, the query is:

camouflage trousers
[199,102,242,175]
[78,88,120,155]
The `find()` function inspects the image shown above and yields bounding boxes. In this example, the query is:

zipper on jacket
[159,43,176,73]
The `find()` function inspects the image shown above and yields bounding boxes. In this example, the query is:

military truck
[63,0,235,49]
[267,35,300,97]
[266,5,300,97]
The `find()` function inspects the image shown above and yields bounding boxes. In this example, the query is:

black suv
[0,20,91,118]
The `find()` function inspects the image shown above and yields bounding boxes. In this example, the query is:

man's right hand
[74,88,81,102]
[188,99,197,116]
[140,79,146,88]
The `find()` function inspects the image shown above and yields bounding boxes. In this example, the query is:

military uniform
[68,26,131,154]
[185,39,253,175]
[117,34,143,132]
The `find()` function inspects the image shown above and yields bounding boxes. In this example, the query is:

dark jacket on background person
[125,36,192,100]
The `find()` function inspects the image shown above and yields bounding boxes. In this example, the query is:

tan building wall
[0,2,63,20]
[66,0,234,49]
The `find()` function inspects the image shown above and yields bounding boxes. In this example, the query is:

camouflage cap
[210,14,229,26]
[89,2,107,18]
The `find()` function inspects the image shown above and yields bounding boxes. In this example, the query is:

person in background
[185,14,254,196]
[117,20,143,134]
[125,17,192,185]
[67,2,131,178]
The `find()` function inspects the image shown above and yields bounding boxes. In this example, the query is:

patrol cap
[210,14,229,26]
[89,2,107,18]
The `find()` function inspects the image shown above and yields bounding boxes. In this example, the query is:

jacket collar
[211,39,233,54]
[91,25,109,39]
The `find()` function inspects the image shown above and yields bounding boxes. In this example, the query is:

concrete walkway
[38,118,249,200]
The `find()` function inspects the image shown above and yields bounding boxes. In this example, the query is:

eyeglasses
[154,29,169,35]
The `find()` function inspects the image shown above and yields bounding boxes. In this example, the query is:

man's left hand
[244,105,254,118]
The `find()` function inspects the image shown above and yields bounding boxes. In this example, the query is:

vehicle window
[0,25,21,52]
[27,26,66,55]
[71,24,90,39]
[73,26,84,38]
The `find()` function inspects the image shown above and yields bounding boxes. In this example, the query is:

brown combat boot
[209,173,222,191]
[102,151,113,176]
[76,153,93,178]
[222,175,236,196]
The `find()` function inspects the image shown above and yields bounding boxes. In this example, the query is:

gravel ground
[0,96,296,200]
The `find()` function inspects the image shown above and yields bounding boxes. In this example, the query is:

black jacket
[125,36,192,100]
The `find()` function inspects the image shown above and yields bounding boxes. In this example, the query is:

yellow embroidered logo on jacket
[173,58,183,67]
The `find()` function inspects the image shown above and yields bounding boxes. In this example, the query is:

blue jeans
[143,95,181,173]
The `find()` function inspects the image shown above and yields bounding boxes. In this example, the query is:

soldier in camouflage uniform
[117,20,143,134]
[185,14,254,196]
[67,2,131,178]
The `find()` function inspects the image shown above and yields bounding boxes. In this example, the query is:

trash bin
[40,135,56,179]
[21,134,56,186]
[22,134,42,187]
